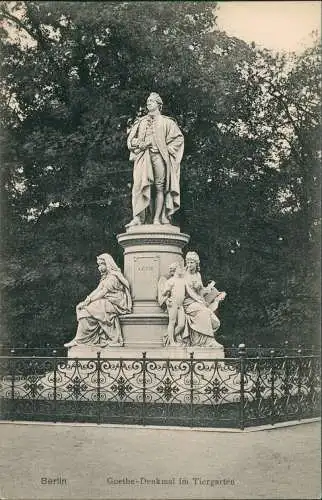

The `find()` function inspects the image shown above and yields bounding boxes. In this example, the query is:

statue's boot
[153,218,161,225]
[125,216,141,228]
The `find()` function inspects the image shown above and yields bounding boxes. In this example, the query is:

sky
[216,1,321,52]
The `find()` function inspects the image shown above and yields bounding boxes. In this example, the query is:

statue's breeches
[150,151,166,191]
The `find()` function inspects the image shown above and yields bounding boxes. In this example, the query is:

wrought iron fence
[0,350,320,429]
[1,341,318,360]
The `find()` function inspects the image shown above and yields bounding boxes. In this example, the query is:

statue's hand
[166,297,173,307]
[130,138,144,154]
[138,140,152,151]
[137,140,146,150]
[206,280,216,290]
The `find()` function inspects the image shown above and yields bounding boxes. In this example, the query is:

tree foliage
[0,2,320,349]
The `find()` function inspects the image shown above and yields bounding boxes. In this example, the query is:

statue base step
[66,345,225,359]
[120,312,168,348]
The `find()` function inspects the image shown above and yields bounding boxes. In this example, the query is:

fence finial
[238,343,246,356]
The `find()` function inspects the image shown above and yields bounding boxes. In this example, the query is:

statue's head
[97,253,120,273]
[168,260,183,277]
[174,261,184,277]
[168,262,177,277]
[185,251,200,272]
[146,92,163,112]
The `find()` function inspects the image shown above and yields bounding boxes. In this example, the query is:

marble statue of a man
[126,93,184,227]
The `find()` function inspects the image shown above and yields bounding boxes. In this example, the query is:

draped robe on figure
[182,271,222,347]
[127,114,184,222]
[74,271,132,347]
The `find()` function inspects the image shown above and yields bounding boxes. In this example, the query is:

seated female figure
[64,253,132,348]
[183,251,226,348]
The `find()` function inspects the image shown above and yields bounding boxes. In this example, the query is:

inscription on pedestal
[133,256,160,300]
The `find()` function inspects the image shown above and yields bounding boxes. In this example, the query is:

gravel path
[0,421,320,499]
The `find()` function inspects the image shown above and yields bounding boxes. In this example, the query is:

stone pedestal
[65,223,226,359]
[117,224,190,349]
